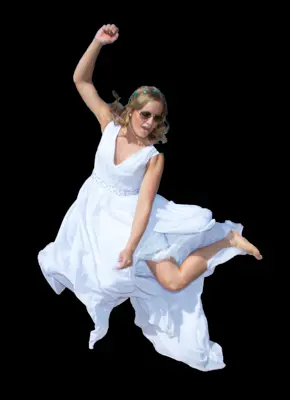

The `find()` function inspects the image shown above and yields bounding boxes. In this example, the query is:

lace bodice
[91,121,159,196]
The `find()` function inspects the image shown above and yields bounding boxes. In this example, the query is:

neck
[124,121,149,146]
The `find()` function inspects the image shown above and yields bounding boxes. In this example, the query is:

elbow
[73,74,91,85]
[73,76,83,85]
[72,71,80,84]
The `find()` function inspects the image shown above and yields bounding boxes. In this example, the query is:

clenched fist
[116,247,134,269]
[95,24,119,45]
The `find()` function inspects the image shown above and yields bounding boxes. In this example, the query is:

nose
[145,116,155,127]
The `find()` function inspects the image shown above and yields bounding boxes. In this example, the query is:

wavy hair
[109,86,169,144]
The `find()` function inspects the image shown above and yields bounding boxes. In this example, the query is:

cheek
[132,114,141,127]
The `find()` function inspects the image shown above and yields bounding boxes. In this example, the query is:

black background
[20,3,279,388]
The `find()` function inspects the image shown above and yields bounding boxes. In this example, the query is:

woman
[38,24,262,371]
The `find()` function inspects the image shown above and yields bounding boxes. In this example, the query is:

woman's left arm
[117,153,164,269]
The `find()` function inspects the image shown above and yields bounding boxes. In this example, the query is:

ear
[124,108,132,125]
[127,106,133,119]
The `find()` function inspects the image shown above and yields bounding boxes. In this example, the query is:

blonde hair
[109,86,169,144]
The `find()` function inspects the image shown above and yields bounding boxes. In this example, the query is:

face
[130,100,164,139]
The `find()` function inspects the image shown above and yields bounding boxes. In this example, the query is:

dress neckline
[112,126,152,167]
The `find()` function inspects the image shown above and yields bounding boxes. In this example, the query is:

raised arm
[73,24,119,132]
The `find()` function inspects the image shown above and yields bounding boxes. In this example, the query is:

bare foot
[227,231,263,260]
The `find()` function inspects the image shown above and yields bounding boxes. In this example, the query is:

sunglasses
[138,110,163,124]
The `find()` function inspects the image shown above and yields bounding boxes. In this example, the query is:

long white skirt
[38,175,244,371]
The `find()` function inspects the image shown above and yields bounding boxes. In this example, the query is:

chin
[131,122,151,138]
[138,132,149,139]
[138,127,151,138]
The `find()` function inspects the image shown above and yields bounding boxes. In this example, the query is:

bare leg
[146,230,262,292]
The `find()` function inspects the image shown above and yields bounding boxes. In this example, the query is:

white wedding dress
[38,120,245,371]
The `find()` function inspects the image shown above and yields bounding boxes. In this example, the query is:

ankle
[225,231,236,248]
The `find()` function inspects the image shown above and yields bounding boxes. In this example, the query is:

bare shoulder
[100,117,114,133]
[145,152,165,180]
[147,152,165,170]
[139,152,164,201]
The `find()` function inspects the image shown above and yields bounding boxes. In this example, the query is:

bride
[38,23,262,372]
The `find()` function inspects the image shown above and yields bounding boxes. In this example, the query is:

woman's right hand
[95,24,119,45]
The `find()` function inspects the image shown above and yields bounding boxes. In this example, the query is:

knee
[162,278,186,292]
[147,258,189,292]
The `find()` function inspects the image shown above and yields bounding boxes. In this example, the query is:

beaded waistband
[91,172,139,196]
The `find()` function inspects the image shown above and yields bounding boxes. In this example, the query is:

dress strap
[103,120,119,135]
[144,146,160,165]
